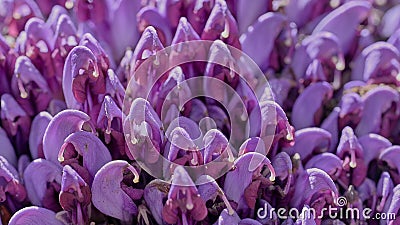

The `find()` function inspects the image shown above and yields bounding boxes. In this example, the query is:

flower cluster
[1,0,400,225]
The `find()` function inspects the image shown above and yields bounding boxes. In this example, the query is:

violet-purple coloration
[1,0,400,224]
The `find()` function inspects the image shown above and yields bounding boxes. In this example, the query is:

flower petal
[291,82,333,129]
[312,1,372,54]
[8,206,63,225]
[42,109,90,165]
[29,112,52,159]
[92,160,139,222]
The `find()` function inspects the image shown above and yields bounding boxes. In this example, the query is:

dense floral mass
[2,0,400,224]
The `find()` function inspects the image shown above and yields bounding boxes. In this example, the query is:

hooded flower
[124,98,164,164]
[23,159,62,211]
[249,100,295,157]
[62,45,106,117]
[170,17,207,79]
[224,152,275,210]
[91,160,140,223]
[305,153,342,180]
[376,172,394,213]
[0,93,31,155]
[355,86,400,137]
[312,0,372,55]
[59,165,91,225]
[8,206,64,225]
[290,32,344,86]
[283,127,331,163]
[28,111,52,159]
[201,0,241,49]
[351,42,400,85]
[358,133,392,170]
[291,82,333,129]
[0,156,26,212]
[42,109,92,165]
[284,0,339,29]
[240,12,296,72]
[0,128,17,168]
[137,6,172,46]
[0,0,43,37]
[382,184,400,225]
[96,94,126,159]
[271,152,293,196]
[336,126,366,187]
[58,131,112,184]
[11,56,51,115]
[144,179,169,225]
[130,26,167,88]
[379,146,400,184]
[290,168,338,221]
[162,166,207,225]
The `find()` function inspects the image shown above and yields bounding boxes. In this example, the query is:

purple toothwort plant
[2,0,400,224]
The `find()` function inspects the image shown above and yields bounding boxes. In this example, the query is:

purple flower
[170,17,207,79]
[91,160,140,222]
[58,131,112,184]
[23,159,62,211]
[0,156,26,211]
[196,175,235,215]
[8,206,64,225]
[271,152,293,196]
[186,0,214,36]
[0,93,31,155]
[124,97,164,164]
[238,137,267,156]
[137,6,172,46]
[42,109,91,165]
[290,32,344,85]
[224,152,275,210]
[107,0,140,60]
[290,168,338,221]
[305,153,342,180]
[144,179,169,225]
[283,127,331,162]
[29,112,52,159]
[312,1,372,55]
[291,81,333,129]
[284,0,338,29]
[11,56,51,115]
[351,42,400,85]
[0,0,42,38]
[337,92,363,130]
[376,172,394,212]
[96,94,126,159]
[59,165,91,225]
[249,100,295,157]
[336,126,366,187]
[379,146,400,184]
[355,86,400,137]
[379,4,400,38]
[52,13,79,85]
[166,127,201,168]
[162,166,207,224]
[383,184,400,225]
[62,45,106,116]
[359,133,392,169]
[201,0,241,49]
[0,127,17,167]
[236,0,271,34]
[240,12,286,70]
